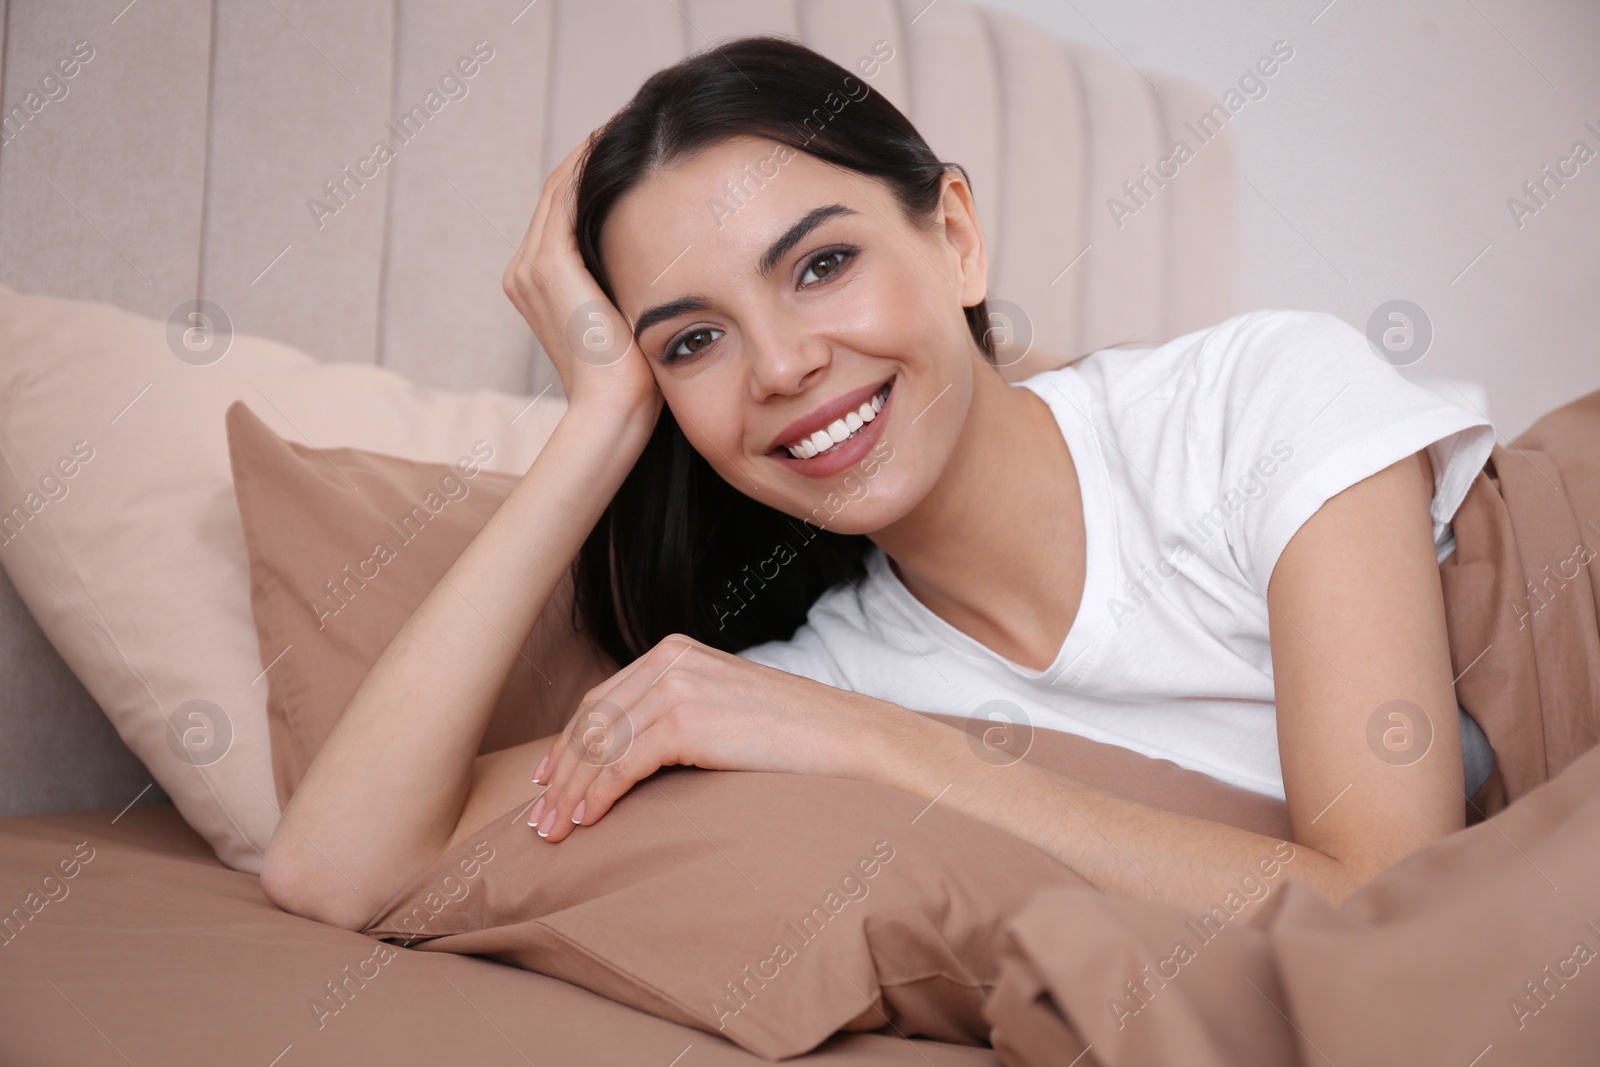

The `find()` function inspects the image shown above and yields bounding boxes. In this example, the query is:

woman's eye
[799,247,854,287]
[660,248,854,363]
[665,327,723,362]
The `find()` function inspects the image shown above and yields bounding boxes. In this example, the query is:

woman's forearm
[875,710,1360,917]
[261,401,656,925]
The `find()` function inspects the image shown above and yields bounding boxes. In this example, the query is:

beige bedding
[356,712,1290,1061]
[0,803,993,1066]
[984,733,1600,1066]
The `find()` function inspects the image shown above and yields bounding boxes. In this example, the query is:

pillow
[362,713,1291,1060]
[225,401,616,805]
[0,285,565,872]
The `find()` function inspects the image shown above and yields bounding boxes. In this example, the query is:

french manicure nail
[537,806,557,838]
[527,797,546,826]
[571,799,587,824]
[532,753,549,783]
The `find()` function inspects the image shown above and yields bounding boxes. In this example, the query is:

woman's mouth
[782,381,890,460]
[768,378,895,480]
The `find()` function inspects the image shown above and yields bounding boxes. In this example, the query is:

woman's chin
[791,491,906,538]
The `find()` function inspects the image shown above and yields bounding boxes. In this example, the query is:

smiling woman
[566,42,1006,665]
[261,34,1500,946]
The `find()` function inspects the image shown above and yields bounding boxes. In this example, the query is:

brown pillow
[225,400,617,805]
[361,713,1290,1060]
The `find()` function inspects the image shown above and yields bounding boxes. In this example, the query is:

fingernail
[527,797,545,826]
[532,754,549,784]
[537,806,557,838]
[571,799,587,825]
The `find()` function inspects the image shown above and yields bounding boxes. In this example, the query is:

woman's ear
[936,169,988,309]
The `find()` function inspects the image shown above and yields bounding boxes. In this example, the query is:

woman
[260,36,1496,933]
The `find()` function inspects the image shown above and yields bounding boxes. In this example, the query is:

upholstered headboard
[0,0,1236,815]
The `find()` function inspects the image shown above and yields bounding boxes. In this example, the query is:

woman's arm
[872,448,1463,914]
[258,404,655,929]
[531,450,1462,918]
[260,130,664,930]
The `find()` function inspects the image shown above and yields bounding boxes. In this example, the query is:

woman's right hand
[502,132,663,425]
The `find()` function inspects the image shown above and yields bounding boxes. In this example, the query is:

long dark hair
[569,34,997,668]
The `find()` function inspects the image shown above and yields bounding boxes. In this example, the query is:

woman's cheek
[662,377,741,460]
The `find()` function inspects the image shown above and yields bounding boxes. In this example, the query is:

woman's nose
[746,323,830,398]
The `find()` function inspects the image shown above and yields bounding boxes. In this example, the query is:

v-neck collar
[865,366,1117,686]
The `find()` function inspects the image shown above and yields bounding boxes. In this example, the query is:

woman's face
[599,134,990,536]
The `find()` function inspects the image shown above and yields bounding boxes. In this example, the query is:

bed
[6,2,1574,1065]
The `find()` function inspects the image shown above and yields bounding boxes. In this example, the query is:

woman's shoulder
[1024,308,1372,415]
[1194,307,1373,371]
[1080,308,1357,376]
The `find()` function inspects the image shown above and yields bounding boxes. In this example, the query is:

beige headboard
[0,0,1236,815]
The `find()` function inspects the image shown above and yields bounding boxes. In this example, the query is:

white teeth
[783,382,891,460]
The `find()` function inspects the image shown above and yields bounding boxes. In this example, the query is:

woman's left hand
[525,634,909,841]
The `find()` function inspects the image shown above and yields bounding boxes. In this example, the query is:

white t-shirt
[735,308,1497,799]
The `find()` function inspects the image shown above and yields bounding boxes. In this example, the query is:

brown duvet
[983,387,1600,1066]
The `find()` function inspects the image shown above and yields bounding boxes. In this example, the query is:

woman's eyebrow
[757,203,859,276]
[631,203,860,339]
[632,296,711,340]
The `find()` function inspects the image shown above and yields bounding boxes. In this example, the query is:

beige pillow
[224,400,615,804]
[362,712,1289,1059]
[0,285,564,872]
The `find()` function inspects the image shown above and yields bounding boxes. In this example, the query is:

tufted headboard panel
[0,0,1235,814]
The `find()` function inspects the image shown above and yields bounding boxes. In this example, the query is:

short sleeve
[1207,309,1495,593]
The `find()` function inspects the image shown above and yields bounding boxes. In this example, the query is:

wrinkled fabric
[358,711,1290,1061]
[1446,388,1600,816]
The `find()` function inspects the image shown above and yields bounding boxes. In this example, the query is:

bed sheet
[0,802,996,1067]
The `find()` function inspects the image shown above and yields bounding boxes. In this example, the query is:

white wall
[976,0,1600,438]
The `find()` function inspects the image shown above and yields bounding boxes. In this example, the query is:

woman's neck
[867,361,1088,672]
